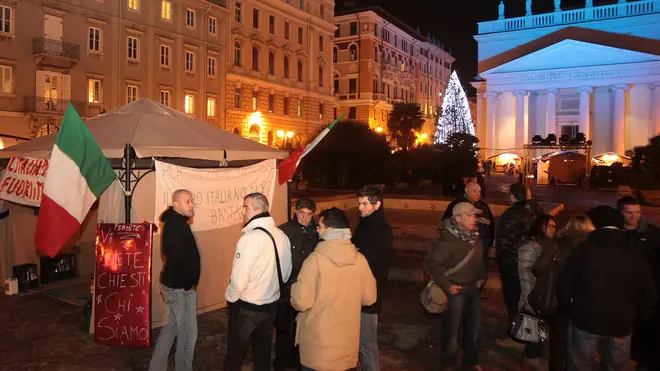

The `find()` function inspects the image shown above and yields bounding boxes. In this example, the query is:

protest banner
[0,156,49,207]
[154,159,277,232]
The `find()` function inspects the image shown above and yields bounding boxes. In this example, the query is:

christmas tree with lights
[434,71,475,144]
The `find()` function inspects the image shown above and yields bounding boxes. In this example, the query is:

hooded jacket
[291,236,377,371]
[351,207,393,313]
[160,207,201,290]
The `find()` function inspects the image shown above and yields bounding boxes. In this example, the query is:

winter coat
[425,218,486,293]
[291,238,377,371]
[443,194,496,250]
[557,228,658,337]
[351,207,393,314]
[623,219,660,302]
[160,207,201,290]
[495,200,543,261]
[279,219,319,282]
[518,239,543,312]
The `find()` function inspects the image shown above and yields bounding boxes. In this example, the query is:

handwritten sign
[94,223,154,348]
[154,159,277,232]
[0,156,49,207]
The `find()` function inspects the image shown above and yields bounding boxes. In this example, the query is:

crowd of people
[144,181,660,371]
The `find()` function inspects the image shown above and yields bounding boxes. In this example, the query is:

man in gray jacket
[426,202,486,371]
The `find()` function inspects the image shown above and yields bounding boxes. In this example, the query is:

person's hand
[448,285,462,295]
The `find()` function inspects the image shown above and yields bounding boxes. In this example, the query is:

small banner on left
[0,156,49,207]
[94,222,155,348]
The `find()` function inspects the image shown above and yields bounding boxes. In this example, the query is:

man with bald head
[443,181,495,267]
[150,189,201,371]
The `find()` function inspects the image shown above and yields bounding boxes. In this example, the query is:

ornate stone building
[333,6,454,140]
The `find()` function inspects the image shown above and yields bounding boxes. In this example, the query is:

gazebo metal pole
[124,143,132,224]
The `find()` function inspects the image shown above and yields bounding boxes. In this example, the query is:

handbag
[254,227,289,328]
[510,312,549,344]
[420,245,477,314]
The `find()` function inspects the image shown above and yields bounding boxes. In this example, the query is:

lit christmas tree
[434,71,475,144]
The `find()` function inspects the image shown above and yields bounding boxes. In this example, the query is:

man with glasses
[274,198,319,371]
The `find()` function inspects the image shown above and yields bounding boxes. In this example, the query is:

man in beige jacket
[291,207,377,371]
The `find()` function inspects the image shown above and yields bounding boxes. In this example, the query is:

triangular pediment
[317,56,327,66]
[231,27,248,38]
[249,32,264,43]
[265,38,279,49]
[295,49,307,58]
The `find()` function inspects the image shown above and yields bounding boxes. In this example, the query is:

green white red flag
[35,104,115,258]
[277,114,345,185]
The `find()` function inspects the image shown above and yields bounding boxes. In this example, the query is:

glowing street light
[276,129,285,139]
[375,126,383,133]
[286,131,294,139]
[421,133,428,140]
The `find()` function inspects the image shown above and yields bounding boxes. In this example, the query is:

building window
[561,125,579,139]
[252,90,259,111]
[299,0,304,11]
[208,56,216,76]
[0,65,12,94]
[207,97,216,117]
[185,51,195,72]
[252,8,259,29]
[184,94,195,114]
[297,99,302,117]
[349,78,356,94]
[335,24,340,38]
[318,66,323,87]
[234,87,241,108]
[320,4,324,19]
[209,16,217,34]
[186,9,195,28]
[0,5,12,34]
[161,1,172,20]
[374,24,378,36]
[88,27,101,52]
[333,78,339,93]
[269,15,275,35]
[284,21,290,40]
[284,96,289,115]
[88,79,101,103]
[126,85,138,103]
[350,22,357,35]
[297,60,303,82]
[234,42,241,66]
[268,94,274,113]
[319,103,324,119]
[283,56,289,78]
[319,35,324,52]
[252,46,259,71]
[268,52,275,75]
[349,44,357,61]
[349,107,356,119]
[127,36,139,60]
[160,90,170,106]
[235,1,242,22]
[128,0,139,10]
[297,27,303,45]
[160,45,171,67]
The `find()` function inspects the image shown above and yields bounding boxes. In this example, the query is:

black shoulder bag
[254,227,290,328]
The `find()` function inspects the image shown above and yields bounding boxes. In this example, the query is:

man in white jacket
[224,192,292,371]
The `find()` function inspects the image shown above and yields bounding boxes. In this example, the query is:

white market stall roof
[0,99,288,161]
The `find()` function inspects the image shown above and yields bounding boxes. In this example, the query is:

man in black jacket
[274,198,319,371]
[557,206,657,371]
[352,185,393,371]
[617,196,660,371]
[149,189,201,371]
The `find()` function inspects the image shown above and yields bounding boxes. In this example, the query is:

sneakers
[495,337,525,349]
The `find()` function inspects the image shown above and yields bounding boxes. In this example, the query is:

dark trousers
[566,320,631,371]
[549,315,568,371]
[274,302,300,370]
[441,286,481,367]
[632,311,660,371]
[497,256,521,319]
[223,304,277,371]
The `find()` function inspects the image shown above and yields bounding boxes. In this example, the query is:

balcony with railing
[24,97,87,116]
[478,0,659,34]
[32,38,81,69]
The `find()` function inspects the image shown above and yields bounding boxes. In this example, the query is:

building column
[651,82,660,135]
[514,90,528,149]
[578,87,593,140]
[612,84,629,154]
[545,88,558,136]
[484,91,498,156]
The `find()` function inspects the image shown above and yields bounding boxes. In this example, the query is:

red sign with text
[94,223,155,348]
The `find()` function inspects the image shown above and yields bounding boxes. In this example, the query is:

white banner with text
[154,159,277,232]
[0,156,49,207]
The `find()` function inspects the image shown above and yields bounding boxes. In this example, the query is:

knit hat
[587,205,624,229]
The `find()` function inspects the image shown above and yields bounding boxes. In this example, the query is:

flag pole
[124,143,132,223]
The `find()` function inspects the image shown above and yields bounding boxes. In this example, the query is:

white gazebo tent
[0,98,288,325]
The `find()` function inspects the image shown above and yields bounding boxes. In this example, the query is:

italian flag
[278,114,345,185]
[35,104,115,258]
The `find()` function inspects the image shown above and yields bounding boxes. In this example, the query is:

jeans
[274,301,299,370]
[566,320,631,371]
[497,256,521,319]
[149,285,198,371]
[359,312,380,371]
[549,315,568,371]
[223,303,277,371]
[441,286,481,366]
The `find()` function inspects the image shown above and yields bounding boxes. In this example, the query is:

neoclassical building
[472,0,660,161]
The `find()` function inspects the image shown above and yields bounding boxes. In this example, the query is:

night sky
[336,0,604,95]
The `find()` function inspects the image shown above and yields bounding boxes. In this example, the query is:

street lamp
[375,126,383,133]
[276,129,285,139]
[286,131,294,139]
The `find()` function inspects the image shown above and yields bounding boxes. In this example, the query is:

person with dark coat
[617,196,660,371]
[149,190,201,371]
[274,198,319,371]
[557,205,657,371]
[352,185,393,371]
[443,182,495,267]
